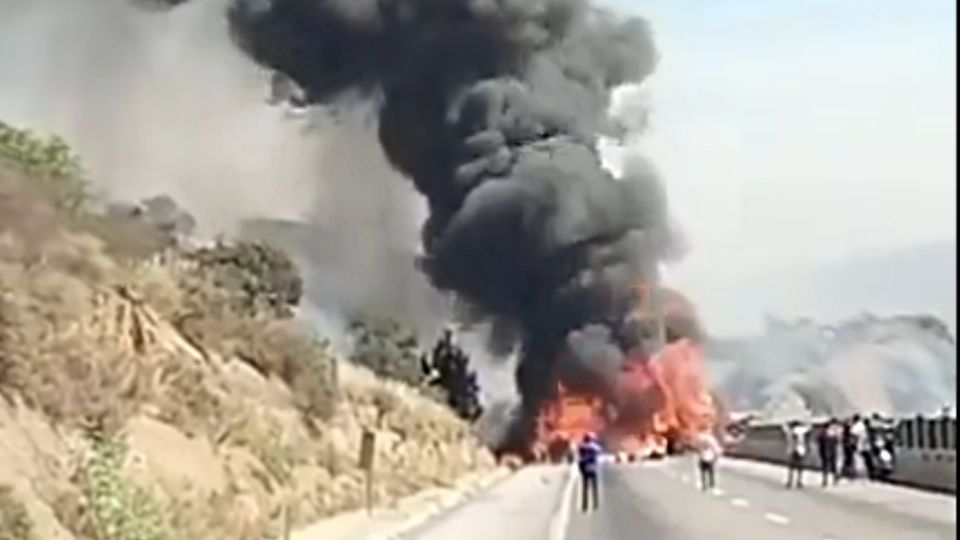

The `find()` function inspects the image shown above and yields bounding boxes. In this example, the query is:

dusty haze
[0,0,438,332]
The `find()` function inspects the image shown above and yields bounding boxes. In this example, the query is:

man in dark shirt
[577,433,602,512]
[817,418,842,486]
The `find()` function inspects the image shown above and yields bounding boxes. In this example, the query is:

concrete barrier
[727,418,956,495]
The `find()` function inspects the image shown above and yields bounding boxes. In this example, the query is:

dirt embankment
[0,146,493,539]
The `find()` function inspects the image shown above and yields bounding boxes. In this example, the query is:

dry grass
[0,168,63,253]
[0,163,491,540]
[234,319,339,421]
[167,264,338,422]
[0,233,140,435]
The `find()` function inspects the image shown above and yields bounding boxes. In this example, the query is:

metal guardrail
[895,416,957,451]
[729,414,957,494]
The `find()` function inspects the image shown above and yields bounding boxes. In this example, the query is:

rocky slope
[0,124,492,540]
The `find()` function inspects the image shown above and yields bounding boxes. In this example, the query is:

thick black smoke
[228,0,671,452]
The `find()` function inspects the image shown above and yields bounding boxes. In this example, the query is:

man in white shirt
[850,416,872,479]
[783,420,811,488]
[697,432,722,491]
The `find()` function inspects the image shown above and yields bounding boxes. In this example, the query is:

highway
[403,458,956,540]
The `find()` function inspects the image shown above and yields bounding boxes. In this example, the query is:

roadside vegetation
[0,120,493,540]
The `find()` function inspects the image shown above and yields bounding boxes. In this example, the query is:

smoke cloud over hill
[0,0,439,333]
[2,0,693,450]
[227,0,674,449]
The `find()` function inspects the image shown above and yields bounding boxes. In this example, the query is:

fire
[533,384,605,461]
[532,286,716,461]
[646,339,716,447]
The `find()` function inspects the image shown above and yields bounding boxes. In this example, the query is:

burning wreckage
[227,0,720,461]
[531,286,717,463]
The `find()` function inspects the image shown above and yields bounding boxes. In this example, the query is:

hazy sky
[1,0,953,337]
[601,0,957,333]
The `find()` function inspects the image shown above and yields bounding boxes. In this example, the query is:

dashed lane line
[661,464,813,536]
[663,465,805,532]
[763,512,791,525]
[548,465,577,540]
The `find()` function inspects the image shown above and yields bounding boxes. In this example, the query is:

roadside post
[359,429,377,515]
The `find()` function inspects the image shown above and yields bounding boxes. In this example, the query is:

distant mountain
[706,314,957,419]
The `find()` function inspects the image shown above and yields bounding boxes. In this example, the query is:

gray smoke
[564,324,625,397]
[228,0,672,451]
[0,0,443,336]
[0,0,321,233]
[708,315,957,419]
[103,194,198,248]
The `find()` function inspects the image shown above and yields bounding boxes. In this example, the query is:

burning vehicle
[530,286,718,463]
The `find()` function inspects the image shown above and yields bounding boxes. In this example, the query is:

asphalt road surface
[404,458,956,540]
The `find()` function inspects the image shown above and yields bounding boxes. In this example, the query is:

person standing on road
[841,418,858,480]
[577,433,602,513]
[696,431,722,491]
[817,418,842,486]
[860,416,878,480]
[850,415,872,480]
[783,420,811,488]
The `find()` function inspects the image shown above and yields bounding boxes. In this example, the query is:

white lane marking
[679,475,690,483]
[710,488,725,496]
[764,512,791,525]
[548,465,577,540]
[730,498,751,508]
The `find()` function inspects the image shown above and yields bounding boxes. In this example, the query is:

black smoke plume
[228,0,671,452]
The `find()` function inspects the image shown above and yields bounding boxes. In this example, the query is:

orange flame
[532,286,716,460]
[533,383,606,460]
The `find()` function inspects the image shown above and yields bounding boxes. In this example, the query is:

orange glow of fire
[534,339,715,459]
[533,286,716,460]
[643,339,716,448]
[534,340,717,458]
[533,383,606,460]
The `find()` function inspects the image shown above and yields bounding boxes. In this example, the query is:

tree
[186,240,303,317]
[422,329,484,422]
[0,119,87,210]
[347,317,425,387]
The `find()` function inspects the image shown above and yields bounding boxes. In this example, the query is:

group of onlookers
[571,412,901,512]
[783,414,896,488]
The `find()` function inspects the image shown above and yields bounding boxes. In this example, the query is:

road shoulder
[292,467,512,540]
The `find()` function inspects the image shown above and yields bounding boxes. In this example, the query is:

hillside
[0,122,492,540]
[706,314,957,420]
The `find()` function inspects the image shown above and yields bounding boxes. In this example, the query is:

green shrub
[186,240,303,318]
[0,485,35,540]
[0,120,86,210]
[348,317,425,388]
[78,438,180,540]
